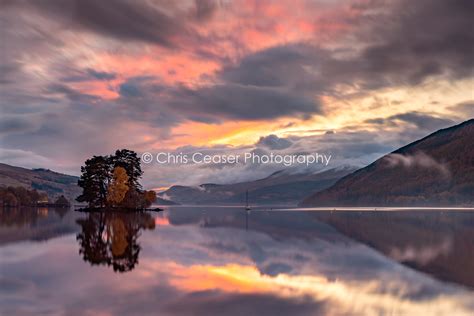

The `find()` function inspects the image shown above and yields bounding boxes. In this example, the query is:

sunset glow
[1,0,472,189]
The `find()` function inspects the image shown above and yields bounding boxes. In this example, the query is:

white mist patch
[159,193,172,201]
[384,151,450,177]
[389,237,452,266]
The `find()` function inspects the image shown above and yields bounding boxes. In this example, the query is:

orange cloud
[70,80,120,100]
[156,119,288,148]
[169,263,272,294]
[95,51,219,86]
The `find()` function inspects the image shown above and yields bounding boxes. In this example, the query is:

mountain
[158,166,357,206]
[155,196,180,205]
[301,119,474,207]
[0,163,81,201]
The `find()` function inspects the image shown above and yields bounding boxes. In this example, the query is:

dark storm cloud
[256,134,293,150]
[178,4,472,122]
[2,0,189,47]
[215,44,356,98]
[113,74,321,122]
[356,0,474,84]
[119,80,144,98]
[389,113,456,131]
[220,44,321,88]
[366,112,456,131]
[216,0,474,98]
[169,83,320,121]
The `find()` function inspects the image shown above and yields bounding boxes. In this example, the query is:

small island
[76,149,159,212]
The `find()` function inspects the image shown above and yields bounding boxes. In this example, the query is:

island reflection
[1,207,473,316]
[76,211,155,272]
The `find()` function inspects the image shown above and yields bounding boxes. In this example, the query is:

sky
[0,0,473,189]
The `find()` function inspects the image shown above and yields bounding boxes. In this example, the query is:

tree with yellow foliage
[107,166,129,206]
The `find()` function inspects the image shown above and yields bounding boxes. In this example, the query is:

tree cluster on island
[76,149,156,210]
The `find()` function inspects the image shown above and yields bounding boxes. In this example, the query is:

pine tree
[77,156,111,207]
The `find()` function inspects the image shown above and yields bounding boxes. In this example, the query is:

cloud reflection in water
[0,207,473,315]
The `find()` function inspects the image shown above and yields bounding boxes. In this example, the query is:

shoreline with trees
[0,186,70,208]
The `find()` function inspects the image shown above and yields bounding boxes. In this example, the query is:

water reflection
[0,207,67,227]
[1,207,473,315]
[0,206,79,245]
[312,211,474,288]
[76,211,155,272]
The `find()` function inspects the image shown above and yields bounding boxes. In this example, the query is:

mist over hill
[301,119,474,207]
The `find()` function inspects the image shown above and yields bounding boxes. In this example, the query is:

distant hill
[155,196,180,205]
[300,119,474,207]
[0,163,81,202]
[159,166,357,206]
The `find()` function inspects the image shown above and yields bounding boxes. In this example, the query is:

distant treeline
[0,186,69,207]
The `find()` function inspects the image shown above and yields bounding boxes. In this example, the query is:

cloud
[384,151,451,178]
[354,0,474,84]
[0,0,471,187]
[86,69,117,81]
[449,101,474,118]
[140,128,411,188]
[256,135,293,150]
[169,84,320,121]
[0,116,38,135]
[220,44,322,89]
[389,113,456,130]
[366,112,456,131]
[164,290,324,316]
[0,148,54,169]
[115,74,321,122]
[46,83,100,103]
[390,237,453,266]
[192,0,218,22]
[2,0,191,47]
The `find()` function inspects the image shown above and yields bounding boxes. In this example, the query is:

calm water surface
[1,206,473,315]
